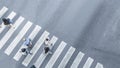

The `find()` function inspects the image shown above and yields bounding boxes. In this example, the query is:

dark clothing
[2,18,11,25]
[44,47,50,54]
[21,48,26,52]
[21,48,31,55]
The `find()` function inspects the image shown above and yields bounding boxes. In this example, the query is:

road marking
[0,16,24,49]
[70,52,85,68]
[0,11,16,33]
[7,11,16,20]
[45,41,66,68]
[4,21,32,55]
[22,31,50,67]
[0,6,8,18]
[34,36,58,68]
[58,46,75,68]
[95,63,104,68]
[13,25,41,61]
[83,57,94,68]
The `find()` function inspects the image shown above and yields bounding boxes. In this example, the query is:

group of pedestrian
[20,37,53,56]
[1,18,53,68]
[0,18,53,55]
[20,38,33,55]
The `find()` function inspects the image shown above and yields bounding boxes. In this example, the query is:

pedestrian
[43,45,52,54]
[44,37,53,45]
[44,37,50,45]
[0,18,14,28]
[20,48,32,55]
[43,37,52,54]
[23,38,32,48]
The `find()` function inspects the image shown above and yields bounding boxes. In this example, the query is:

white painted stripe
[0,11,16,33]
[0,16,24,49]
[95,63,103,68]
[7,11,16,19]
[4,21,32,55]
[45,41,66,68]
[34,36,58,68]
[22,31,50,67]
[13,25,41,61]
[58,46,75,68]
[70,52,85,68]
[83,57,94,68]
[0,6,8,18]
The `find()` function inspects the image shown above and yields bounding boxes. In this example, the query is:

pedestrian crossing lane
[83,57,94,68]
[0,6,8,18]
[95,63,104,68]
[22,31,50,67]
[45,41,66,68]
[58,46,75,68]
[13,25,41,61]
[34,36,58,68]
[4,21,32,55]
[0,16,24,49]
[70,52,85,68]
[0,11,16,33]
[0,6,104,68]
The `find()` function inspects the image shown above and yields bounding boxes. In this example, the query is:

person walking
[23,38,32,48]
[20,48,32,55]
[43,37,53,54]
[0,18,14,28]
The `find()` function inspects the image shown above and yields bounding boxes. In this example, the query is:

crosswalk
[13,25,41,61]
[0,6,104,68]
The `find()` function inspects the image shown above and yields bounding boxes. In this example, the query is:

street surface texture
[0,0,120,68]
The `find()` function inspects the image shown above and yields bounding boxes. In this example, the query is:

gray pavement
[0,0,120,68]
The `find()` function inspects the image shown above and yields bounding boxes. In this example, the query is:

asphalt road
[0,0,120,68]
